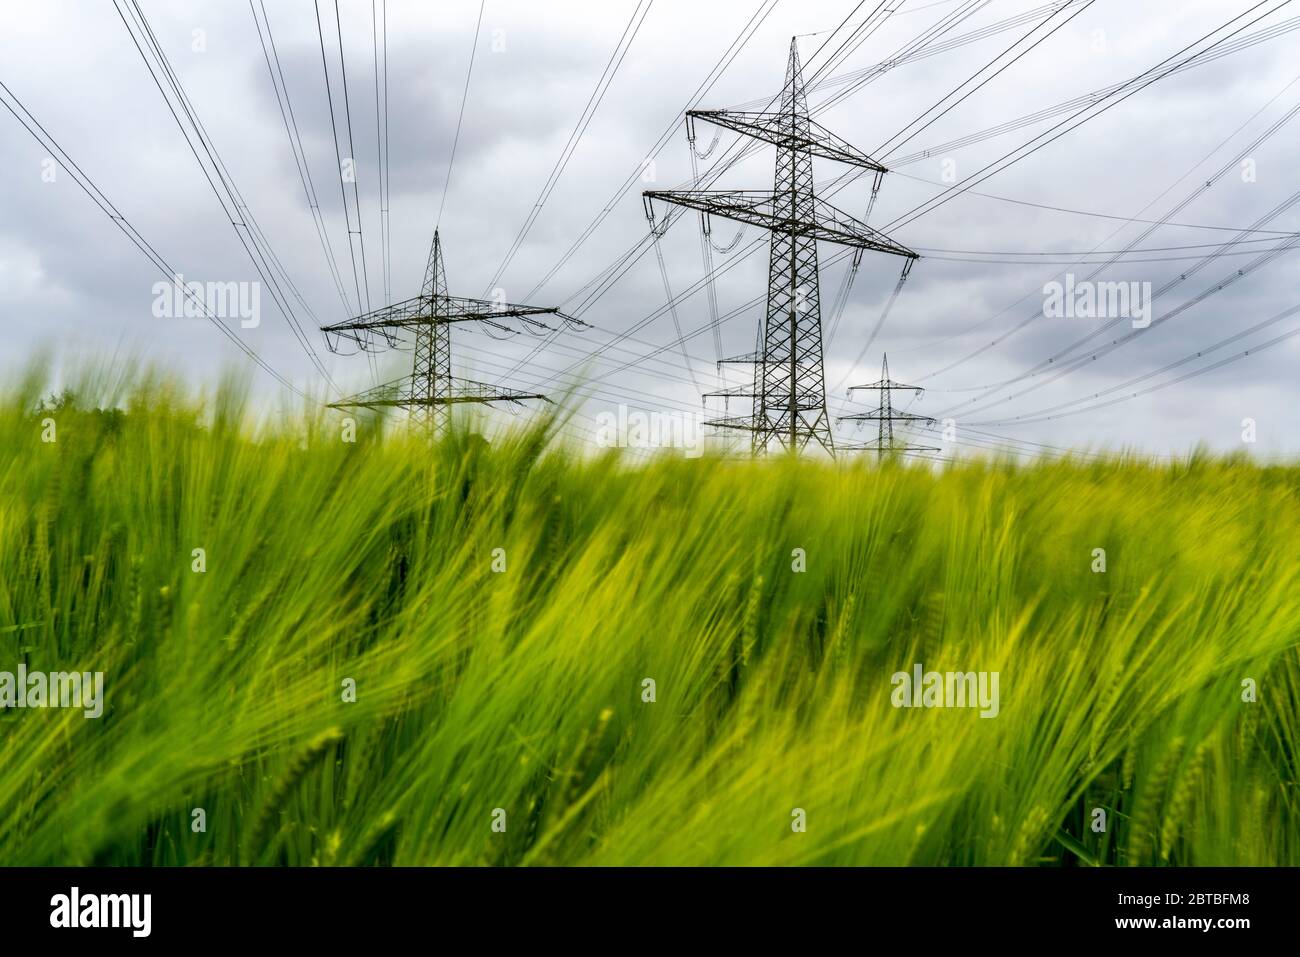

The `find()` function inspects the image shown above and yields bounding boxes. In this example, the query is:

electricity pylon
[321,230,582,435]
[838,353,940,460]
[643,37,917,456]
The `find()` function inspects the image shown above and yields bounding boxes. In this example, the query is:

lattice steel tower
[838,353,939,460]
[644,38,917,455]
[321,230,581,435]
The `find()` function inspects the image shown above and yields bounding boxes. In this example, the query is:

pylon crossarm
[644,190,918,258]
[717,351,761,368]
[838,411,937,424]
[439,295,573,323]
[322,329,367,354]
[439,392,549,406]
[847,379,925,393]
[814,197,918,258]
[325,376,409,411]
[638,40,916,459]
[765,398,832,413]
[703,414,761,432]
[478,316,552,338]
[702,383,757,400]
[443,376,550,405]
[321,294,570,335]
[510,311,590,335]
[327,376,549,411]
[331,394,548,409]
[321,295,421,333]
[318,230,565,432]
[840,442,941,453]
[688,110,888,173]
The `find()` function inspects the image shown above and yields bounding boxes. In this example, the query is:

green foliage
[0,366,1297,866]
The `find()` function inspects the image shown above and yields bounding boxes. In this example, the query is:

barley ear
[1126,736,1183,865]
[1008,805,1050,866]
[246,727,344,860]
[1160,741,1210,862]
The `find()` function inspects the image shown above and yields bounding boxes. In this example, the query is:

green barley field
[1,360,1297,866]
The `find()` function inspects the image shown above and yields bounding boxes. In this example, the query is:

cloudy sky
[2,0,1298,458]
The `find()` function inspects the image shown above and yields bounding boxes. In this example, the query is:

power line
[728,0,1089,110]
[881,0,1298,231]
[875,0,1098,159]
[533,0,926,380]
[551,0,1289,442]
[544,0,1064,402]
[825,0,1094,410]
[946,216,1300,420]
[892,169,1297,236]
[321,230,581,435]
[838,354,939,458]
[968,302,1300,428]
[250,0,354,321]
[496,0,784,384]
[916,243,1300,265]
[315,0,367,329]
[539,0,1003,386]
[481,0,656,297]
[520,0,783,302]
[383,0,392,308]
[486,1,1300,455]
[373,0,392,308]
[115,0,337,390]
[436,0,486,229]
[883,13,1300,170]
[923,71,1300,405]
[0,78,304,396]
[332,0,374,314]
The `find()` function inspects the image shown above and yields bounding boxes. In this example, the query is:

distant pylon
[838,354,940,460]
[321,230,584,436]
[643,37,918,456]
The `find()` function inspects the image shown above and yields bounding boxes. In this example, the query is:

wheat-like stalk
[246,727,344,861]
[348,809,399,867]
[831,592,856,672]
[740,574,764,669]
[1008,805,1050,866]
[1126,736,1184,865]
[1160,741,1211,862]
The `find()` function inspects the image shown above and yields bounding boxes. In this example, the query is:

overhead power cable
[115,0,337,390]
[435,0,486,228]
[331,0,374,314]
[373,0,392,307]
[314,0,367,330]
[965,300,1300,427]
[924,70,1300,403]
[0,78,305,396]
[881,0,1298,231]
[250,0,354,321]
[481,0,656,297]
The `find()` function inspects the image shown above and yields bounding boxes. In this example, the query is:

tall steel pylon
[838,353,940,460]
[644,38,917,455]
[321,230,583,435]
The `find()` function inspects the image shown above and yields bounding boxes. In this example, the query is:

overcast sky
[2,0,1298,458]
